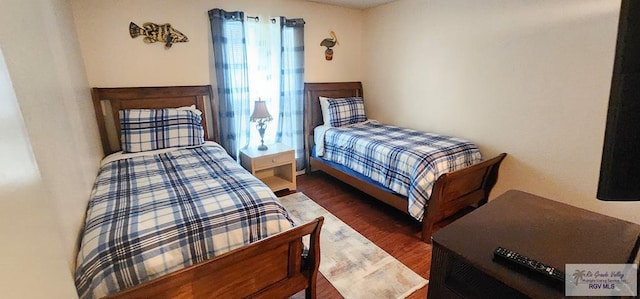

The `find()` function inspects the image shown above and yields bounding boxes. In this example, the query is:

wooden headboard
[92,85,219,155]
[303,82,363,169]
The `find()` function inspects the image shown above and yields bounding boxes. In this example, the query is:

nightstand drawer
[254,150,294,169]
[239,144,296,192]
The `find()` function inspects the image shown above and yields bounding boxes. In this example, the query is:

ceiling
[304,0,398,10]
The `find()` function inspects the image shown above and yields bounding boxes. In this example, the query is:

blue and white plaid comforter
[75,143,293,299]
[319,122,482,221]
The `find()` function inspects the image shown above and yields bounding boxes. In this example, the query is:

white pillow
[319,96,330,126]
[176,105,203,116]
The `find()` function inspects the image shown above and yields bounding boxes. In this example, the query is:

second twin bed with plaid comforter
[316,121,482,221]
[74,142,293,299]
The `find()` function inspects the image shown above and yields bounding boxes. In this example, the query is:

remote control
[493,247,565,283]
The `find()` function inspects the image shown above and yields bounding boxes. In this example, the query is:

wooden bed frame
[303,82,506,243]
[92,85,323,299]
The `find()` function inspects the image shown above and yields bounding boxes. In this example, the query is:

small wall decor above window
[320,31,339,60]
[129,22,189,49]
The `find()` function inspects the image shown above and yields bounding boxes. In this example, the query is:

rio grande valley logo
[566,264,637,296]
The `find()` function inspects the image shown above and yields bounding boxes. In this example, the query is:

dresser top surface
[432,189,640,298]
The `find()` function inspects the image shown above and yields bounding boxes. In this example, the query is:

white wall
[0,26,80,299]
[1,0,103,281]
[70,0,364,87]
[363,0,640,223]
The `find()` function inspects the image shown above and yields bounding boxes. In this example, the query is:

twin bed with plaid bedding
[75,142,293,299]
[316,122,482,221]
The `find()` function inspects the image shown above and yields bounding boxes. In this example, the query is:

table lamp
[250,100,272,151]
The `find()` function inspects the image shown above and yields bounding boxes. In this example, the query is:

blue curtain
[209,10,305,169]
[208,9,251,160]
[277,17,305,170]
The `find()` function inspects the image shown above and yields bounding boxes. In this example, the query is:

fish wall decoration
[129,22,188,49]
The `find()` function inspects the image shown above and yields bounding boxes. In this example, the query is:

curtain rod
[247,15,277,24]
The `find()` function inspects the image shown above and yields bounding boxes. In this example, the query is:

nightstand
[240,143,296,192]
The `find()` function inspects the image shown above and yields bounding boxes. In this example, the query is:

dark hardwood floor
[280,171,432,299]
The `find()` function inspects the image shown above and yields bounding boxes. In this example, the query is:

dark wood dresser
[428,190,640,298]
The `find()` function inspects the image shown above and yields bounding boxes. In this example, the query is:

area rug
[279,192,428,299]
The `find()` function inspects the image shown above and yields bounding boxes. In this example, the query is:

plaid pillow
[326,97,367,127]
[120,108,204,153]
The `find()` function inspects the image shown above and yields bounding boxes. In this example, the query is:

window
[209,9,305,169]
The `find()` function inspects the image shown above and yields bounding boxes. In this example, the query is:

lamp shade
[250,100,272,122]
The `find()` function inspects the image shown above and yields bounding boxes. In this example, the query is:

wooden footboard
[310,153,506,243]
[106,217,324,299]
[422,153,507,242]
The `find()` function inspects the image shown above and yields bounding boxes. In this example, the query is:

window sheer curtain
[245,18,281,150]
[209,9,305,170]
